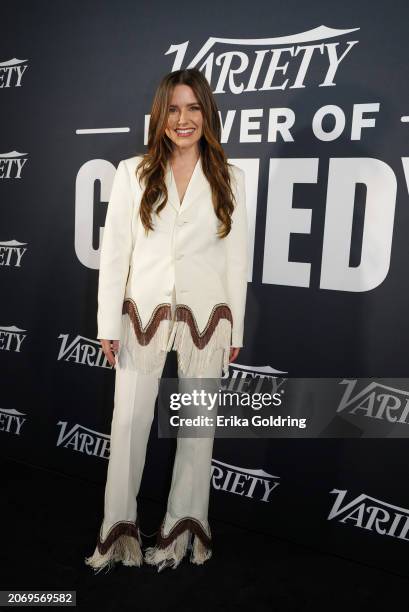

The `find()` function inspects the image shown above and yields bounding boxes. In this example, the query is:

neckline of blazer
[165,155,208,215]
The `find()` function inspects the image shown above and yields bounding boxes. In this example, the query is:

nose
[177,108,189,125]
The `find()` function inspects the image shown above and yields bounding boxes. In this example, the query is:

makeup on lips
[175,128,195,137]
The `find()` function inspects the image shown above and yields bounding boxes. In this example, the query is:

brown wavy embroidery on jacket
[175,303,232,349]
[122,299,172,345]
[123,299,232,349]
[97,519,141,555]
[155,516,212,550]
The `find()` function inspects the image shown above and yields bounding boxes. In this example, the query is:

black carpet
[1,456,408,611]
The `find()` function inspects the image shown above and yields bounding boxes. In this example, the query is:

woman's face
[165,84,203,152]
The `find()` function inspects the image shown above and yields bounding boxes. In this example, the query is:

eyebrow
[169,102,200,107]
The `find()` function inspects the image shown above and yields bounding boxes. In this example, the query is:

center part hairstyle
[134,68,237,239]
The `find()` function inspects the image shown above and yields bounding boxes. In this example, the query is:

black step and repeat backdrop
[2,0,409,576]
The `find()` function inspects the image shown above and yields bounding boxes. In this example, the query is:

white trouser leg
[101,357,166,539]
[164,346,222,532]
[85,341,167,572]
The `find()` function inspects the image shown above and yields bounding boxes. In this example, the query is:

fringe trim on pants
[84,519,143,574]
[144,517,212,571]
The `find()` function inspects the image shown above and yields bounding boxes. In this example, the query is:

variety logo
[211,458,280,502]
[0,58,28,88]
[225,362,287,397]
[328,489,409,541]
[167,25,359,92]
[0,325,27,353]
[56,421,110,458]
[57,333,113,368]
[337,379,409,426]
[0,408,27,435]
[0,151,28,179]
[0,240,28,267]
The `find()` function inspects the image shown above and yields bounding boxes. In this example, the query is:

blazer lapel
[165,156,209,214]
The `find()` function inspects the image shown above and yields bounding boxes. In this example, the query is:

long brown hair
[134,68,236,238]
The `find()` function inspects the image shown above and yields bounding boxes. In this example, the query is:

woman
[85,68,249,573]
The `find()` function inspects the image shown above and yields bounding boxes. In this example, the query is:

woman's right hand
[100,339,119,368]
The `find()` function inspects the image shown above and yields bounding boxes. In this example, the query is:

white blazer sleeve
[97,160,133,340]
[225,166,249,348]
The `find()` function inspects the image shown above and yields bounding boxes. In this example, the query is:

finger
[103,346,116,368]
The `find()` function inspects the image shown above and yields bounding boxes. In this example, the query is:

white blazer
[97,154,249,376]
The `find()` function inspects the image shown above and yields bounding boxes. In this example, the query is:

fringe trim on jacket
[120,298,232,377]
[119,300,173,373]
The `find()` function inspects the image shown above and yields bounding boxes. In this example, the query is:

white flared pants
[100,286,224,546]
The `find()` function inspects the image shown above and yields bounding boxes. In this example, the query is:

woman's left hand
[229,347,240,364]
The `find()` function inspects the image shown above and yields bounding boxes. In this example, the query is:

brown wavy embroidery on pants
[97,519,141,555]
[156,516,212,550]
[122,299,172,345]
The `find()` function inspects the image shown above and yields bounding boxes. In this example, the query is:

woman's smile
[175,128,195,137]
